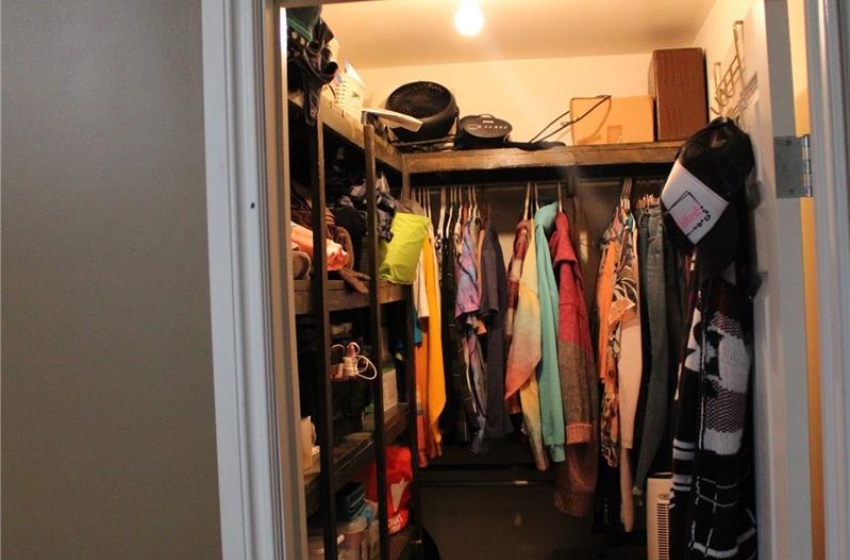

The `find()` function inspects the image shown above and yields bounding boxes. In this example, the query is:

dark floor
[419,441,648,560]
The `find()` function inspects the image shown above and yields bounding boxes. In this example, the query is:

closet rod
[419,480,554,488]
[413,178,667,193]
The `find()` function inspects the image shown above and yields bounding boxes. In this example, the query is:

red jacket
[549,211,599,516]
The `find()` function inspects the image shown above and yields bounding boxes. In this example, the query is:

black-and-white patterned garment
[669,278,757,560]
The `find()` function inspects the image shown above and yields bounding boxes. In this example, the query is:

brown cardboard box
[649,48,708,140]
[570,95,655,145]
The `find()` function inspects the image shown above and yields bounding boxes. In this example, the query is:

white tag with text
[661,160,729,244]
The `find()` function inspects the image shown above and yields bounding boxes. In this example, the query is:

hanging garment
[456,216,488,451]
[596,208,642,467]
[595,206,641,533]
[534,202,567,463]
[505,220,548,471]
[669,279,757,560]
[439,202,477,442]
[503,219,532,415]
[424,229,446,460]
[413,231,447,466]
[549,210,599,517]
[480,223,512,439]
[414,243,429,466]
[596,210,624,467]
[632,204,671,497]
[617,222,643,453]
[618,223,642,532]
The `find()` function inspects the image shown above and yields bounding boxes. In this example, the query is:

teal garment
[286,7,321,41]
[534,202,566,462]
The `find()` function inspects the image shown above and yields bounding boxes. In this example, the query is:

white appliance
[647,474,673,560]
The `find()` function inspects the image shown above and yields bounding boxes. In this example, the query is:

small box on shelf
[382,366,398,412]
[649,47,708,141]
[570,96,655,145]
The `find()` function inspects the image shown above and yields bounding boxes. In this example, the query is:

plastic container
[338,515,368,560]
[308,534,345,560]
[367,518,380,560]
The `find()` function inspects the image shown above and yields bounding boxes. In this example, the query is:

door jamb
[202,0,295,558]
[806,1,850,558]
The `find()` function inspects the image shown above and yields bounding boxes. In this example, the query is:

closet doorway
[278,0,816,558]
[200,0,850,558]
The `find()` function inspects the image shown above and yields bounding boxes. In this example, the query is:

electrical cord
[331,342,379,380]
[528,95,612,144]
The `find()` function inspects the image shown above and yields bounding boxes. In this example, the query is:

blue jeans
[633,205,669,494]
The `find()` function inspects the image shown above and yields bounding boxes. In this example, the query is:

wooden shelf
[383,404,410,444]
[401,141,681,187]
[304,431,374,517]
[304,407,409,516]
[364,404,410,444]
[289,92,403,171]
[388,526,416,560]
[403,141,681,174]
[294,279,407,316]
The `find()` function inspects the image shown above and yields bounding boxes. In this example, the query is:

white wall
[692,0,758,115]
[788,0,809,97]
[2,1,222,558]
[359,54,653,144]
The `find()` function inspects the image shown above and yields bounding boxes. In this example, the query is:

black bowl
[385,81,458,142]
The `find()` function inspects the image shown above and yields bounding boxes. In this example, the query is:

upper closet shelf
[289,92,403,171]
[403,141,682,175]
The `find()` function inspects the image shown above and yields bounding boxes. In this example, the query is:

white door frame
[805,0,850,558]
[199,0,850,558]
[201,0,299,558]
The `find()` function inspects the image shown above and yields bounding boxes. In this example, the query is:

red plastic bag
[357,445,413,533]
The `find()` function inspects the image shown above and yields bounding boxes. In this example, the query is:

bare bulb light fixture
[454,0,484,36]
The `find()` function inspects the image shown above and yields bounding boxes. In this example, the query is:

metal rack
[711,20,746,119]
[287,95,422,560]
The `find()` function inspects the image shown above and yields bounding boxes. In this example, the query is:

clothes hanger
[523,181,531,221]
[619,177,633,211]
[533,182,540,214]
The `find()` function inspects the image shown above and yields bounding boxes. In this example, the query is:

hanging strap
[438,186,447,237]
[533,182,540,213]
[557,181,563,213]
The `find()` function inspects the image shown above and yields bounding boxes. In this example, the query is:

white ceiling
[320,0,717,69]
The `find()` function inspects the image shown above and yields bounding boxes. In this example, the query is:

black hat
[661,118,755,281]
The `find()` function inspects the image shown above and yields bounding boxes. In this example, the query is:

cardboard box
[570,95,655,145]
[382,366,398,412]
[649,48,708,140]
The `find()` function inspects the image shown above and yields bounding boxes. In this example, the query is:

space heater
[646,474,673,560]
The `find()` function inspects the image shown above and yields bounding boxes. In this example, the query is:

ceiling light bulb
[454,0,484,36]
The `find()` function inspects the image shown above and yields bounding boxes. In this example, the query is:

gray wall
[2,1,222,557]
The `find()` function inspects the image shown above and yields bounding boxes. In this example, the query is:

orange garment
[414,232,446,466]
[290,221,348,271]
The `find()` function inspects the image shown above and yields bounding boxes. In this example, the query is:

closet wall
[335,0,761,147]
[2,1,222,558]
[357,53,652,143]
[693,0,756,105]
